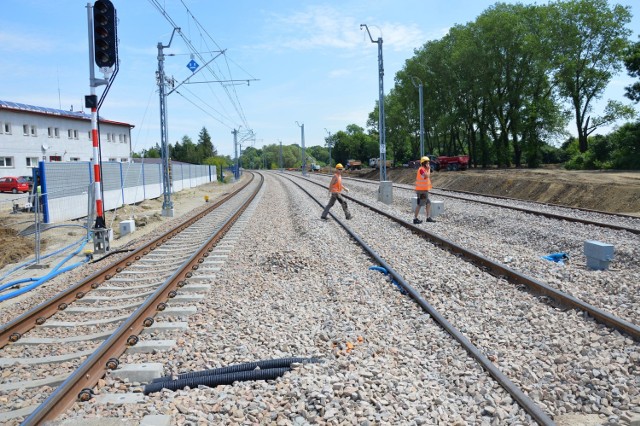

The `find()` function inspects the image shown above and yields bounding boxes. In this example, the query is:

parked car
[19,175,34,191]
[0,176,31,194]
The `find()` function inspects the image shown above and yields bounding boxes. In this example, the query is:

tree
[171,135,200,163]
[550,0,633,152]
[197,127,216,159]
[623,39,640,103]
[137,143,161,158]
[609,121,640,169]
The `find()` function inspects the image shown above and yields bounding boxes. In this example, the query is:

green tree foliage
[197,127,217,160]
[609,121,640,169]
[171,135,200,163]
[375,0,636,169]
[550,0,633,152]
[136,143,162,158]
[623,39,640,103]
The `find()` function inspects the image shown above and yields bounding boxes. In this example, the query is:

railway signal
[93,0,117,68]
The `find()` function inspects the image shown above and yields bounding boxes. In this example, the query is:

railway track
[0,171,637,424]
[280,172,638,424]
[292,172,640,339]
[0,174,263,424]
[337,173,640,235]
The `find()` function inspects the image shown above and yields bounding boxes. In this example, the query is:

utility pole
[361,24,392,204]
[157,28,179,217]
[232,128,239,180]
[324,128,333,173]
[410,76,425,159]
[296,121,307,176]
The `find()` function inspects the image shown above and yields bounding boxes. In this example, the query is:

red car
[0,176,31,194]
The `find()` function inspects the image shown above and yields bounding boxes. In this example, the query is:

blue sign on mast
[186,59,199,72]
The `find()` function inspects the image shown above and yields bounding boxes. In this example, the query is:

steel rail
[22,173,263,425]
[334,173,640,235]
[435,187,640,220]
[0,177,254,349]
[291,172,640,341]
[427,188,640,235]
[282,174,555,426]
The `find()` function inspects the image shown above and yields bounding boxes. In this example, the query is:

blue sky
[1,0,638,158]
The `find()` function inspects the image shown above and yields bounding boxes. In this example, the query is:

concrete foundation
[584,240,614,270]
[119,219,136,237]
[378,181,393,204]
[411,197,444,218]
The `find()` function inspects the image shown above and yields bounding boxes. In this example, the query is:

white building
[0,100,133,178]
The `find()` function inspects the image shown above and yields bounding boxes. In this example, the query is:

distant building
[0,100,134,178]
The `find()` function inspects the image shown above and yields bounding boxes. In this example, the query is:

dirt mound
[0,226,34,268]
[351,167,640,215]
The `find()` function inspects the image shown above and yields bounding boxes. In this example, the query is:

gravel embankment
[3,173,639,425]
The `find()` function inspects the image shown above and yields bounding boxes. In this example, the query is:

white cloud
[0,30,54,52]
[258,5,426,53]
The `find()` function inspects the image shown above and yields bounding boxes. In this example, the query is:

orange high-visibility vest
[330,173,343,193]
[415,166,432,191]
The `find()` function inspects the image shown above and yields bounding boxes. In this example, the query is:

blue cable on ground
[369,265,408,295]
[541,252,569,265]
[0,225,89,283]
[0,237,92,302]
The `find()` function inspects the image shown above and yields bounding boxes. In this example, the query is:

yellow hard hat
[421,156,430,164]
[335,163,344,170]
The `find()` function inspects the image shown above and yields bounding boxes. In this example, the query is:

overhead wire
[148,0,255,133]
[179,0,253,129]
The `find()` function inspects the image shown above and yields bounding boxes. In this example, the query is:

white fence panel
[48,194,90,223]
[39,161,213,223]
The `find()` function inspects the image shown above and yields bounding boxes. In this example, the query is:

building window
[88,131,92,140]
[3,123,11,134]
[121,158,128,162]
[55,128,59,138]
[49,156,62,162]
[108,158,116,162]
[26,157,39,167]
[70,157,81,162]
[48,127,54,137]
[0,157,14,167]
[23,124,29,136]
[30,125,37,136]
[0,122,3,134]
[73,130,79,139]
[68,129,73,139]
[106,133,111,142]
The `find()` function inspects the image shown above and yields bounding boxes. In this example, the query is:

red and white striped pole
[90,100,105,229]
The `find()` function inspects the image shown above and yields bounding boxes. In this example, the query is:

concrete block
[584,240,614,261]
[377,181,393,204]
[140,415,172,426]
[110,363,164,383]
[586,257,611,271]
[126,340,175,354]
[119,219,136,237]
[412,197,444,218]
[94,393,146,405]
[430,200,444,218]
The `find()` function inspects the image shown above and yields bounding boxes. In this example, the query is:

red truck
[437,155,469,171]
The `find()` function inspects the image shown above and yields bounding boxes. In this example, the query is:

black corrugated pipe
[143,367,290,395]
[151,356,322,384]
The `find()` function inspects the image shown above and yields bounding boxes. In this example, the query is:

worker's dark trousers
[321,193,351,219]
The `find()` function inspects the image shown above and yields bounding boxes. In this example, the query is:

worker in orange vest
[321,163,352,220]
[413,156,434,224]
